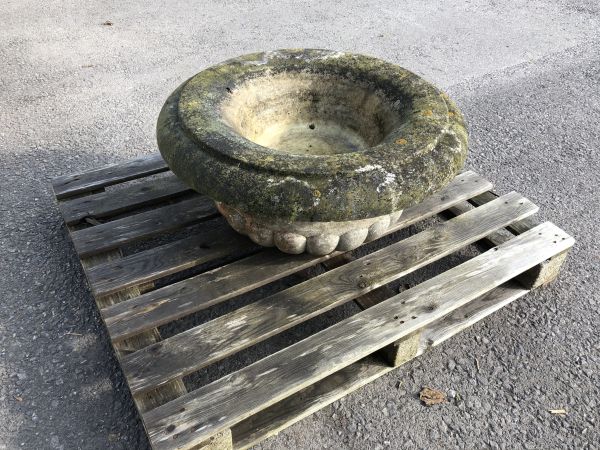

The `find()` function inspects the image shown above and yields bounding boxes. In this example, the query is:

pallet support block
[448,191,571,290]
[51,154,573,449]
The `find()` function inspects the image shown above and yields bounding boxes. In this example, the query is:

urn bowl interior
[220,72,407,156]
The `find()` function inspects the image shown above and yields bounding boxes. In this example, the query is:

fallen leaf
[549,409,568,416]
[14,395,23,402]
[419,387,446,406]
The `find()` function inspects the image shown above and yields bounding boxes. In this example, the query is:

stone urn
[157,49,468,255]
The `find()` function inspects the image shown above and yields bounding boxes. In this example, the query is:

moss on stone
[157,49,468,222]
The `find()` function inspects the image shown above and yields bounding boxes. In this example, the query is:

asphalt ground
[1,1,598,448]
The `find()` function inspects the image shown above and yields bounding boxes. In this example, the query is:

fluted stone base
[216,202,403,255]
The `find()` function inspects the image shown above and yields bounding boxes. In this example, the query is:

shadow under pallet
[51,155,574,450]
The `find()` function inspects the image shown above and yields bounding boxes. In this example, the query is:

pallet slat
[121,192,538,395]
[103,250,330,341]
[59,173,191,225]
[71,196,218,257]
[144,222,574,449]
[232,279,528,449]
[51,153,575,450]
[86,219,259,296]
[417,280,528,352]
[95,171,492,331]
[232,355,390,449]
[52,153,168,199]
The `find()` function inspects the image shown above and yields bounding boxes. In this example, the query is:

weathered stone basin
[157,49,468,255]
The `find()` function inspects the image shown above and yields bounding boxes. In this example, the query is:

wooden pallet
[52,154,573,450]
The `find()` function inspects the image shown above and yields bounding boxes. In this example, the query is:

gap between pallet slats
[144,222,574,449]
[231,280,528,449]
[71,196,218,257]
[53,153,168,199]
[447,191,570,289]
[63,188,231,450]
[87,219,260,296]
[96,171,492,335]
[59,173,191,225]
[121,192,538,395]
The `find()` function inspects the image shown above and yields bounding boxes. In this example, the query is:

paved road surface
[1,0,598,448]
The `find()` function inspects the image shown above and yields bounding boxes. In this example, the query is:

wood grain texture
[59,173,191,225]
[103,250,332,341]
[518,249,570,288]
[230,280,528,449]
[469,191,539,235]
[390,171,491,229]
[86,219,259,297]
[121,192,538,395]
[52,153,168,199]
[448,192,572,288]
[417,280,529,352]
[143,222,574,449]
[67,191,231,450]
[231,356,391,449]
[93,171,492,326]
[71,196,218,257]
[81,251,189,412]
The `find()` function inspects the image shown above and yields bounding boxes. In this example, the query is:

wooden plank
[82,252,189,410]
[98,171,492,338]
[469,191,538,235]
[86,219,259,297]
[121,192,538,395]
[84,251,233,450]
[71,196,218,257]
[417,280,528,352]
[59,173,191,225]
[448,193,572,288]
[52,153,168,199]
[231,356,391,449]
[389,171,491,228]
[143,222,574,449]
[65,189,231,450]
[103,250,332,342]
[231,280,528,449]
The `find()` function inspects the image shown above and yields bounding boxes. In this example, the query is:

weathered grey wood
[122,192,538,395]
[417,280,528,353]
[312,254,418,367]
[67,191,232,450]
[92,171,492,320]
[379,331,421,367]
[391,171,491,228]
[230,280,529,449]
[59,173,191,225]
[320,254,397,311]
[103,250,333,342]
[518,249,570,288]
[71,196,218,257]
[448,192,571,288]
[87,219,259,297]
[52,153,168,199]
[82,252,188,409]
[231,355,391,449]
[85,251,233,450]
[143,222,574,449]
[469,191,539,235]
